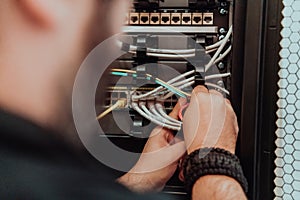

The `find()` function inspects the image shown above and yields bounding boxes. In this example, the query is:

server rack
[93,0,290,199]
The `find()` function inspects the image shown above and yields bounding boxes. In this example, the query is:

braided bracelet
[182,147,248,196]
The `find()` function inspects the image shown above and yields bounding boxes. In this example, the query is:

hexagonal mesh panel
[275,0,300,199]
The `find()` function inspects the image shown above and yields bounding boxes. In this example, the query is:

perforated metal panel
[275,0,300,199]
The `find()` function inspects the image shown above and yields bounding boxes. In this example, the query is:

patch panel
[127,12,214,26]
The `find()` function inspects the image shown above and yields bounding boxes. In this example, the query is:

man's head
[0,0,130,134]
[0,0,130,66]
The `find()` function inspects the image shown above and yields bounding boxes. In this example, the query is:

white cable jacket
[140,103,180,127]
[172,77,195,87]
[156,103,183,124]
[132,103,181,131]
[132,70,195,100]
[147,48,195,54]
[128,51,195,58]
[205,39,224,50]
[126,43,196,54]
[205,82,230,95]
[205,73,231,80]
[162,81,195,100]
[205,26,233,72]
[151,77,195,97]
[213,45,232,64]
[205,48,218,54]
[146,53,195,58]
[148,103,182,126]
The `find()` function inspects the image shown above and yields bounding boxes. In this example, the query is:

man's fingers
[167,134,183,145]
[210,89,233,110]
[192,85,208,94]
[225,98,232,105]
[189,85,209,106]
[169,98,187,119]
[209,89,223,97]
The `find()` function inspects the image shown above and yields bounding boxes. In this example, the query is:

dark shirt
[0,111,172,200]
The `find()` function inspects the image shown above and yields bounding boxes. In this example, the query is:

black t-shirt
[0,111,174,200]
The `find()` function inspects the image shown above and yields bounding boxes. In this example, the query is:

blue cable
[111,70,186,98]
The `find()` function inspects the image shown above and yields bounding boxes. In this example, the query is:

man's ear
[17,0,66,28]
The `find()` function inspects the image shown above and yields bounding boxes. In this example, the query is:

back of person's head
[0,0,130,136]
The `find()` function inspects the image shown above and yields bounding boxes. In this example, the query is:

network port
[150,13,160,25]
[130,13,139,25]
[161,13,171,25]
[203,13,214,25]
[182,13,192,25]
[140,13,150,25]
[171,13,181,25]
[192,13,203,25]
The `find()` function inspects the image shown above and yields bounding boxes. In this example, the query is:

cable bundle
[99,28,233,129]
[117,25,233,66]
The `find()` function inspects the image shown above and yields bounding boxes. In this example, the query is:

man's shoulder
[0,110,171,200]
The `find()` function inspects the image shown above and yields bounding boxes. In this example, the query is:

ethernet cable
[205,26,233,72]
[112,69,192,99]
[117,41,196,58]
[135,80,195,101]
[205,73,231,80]
[132,102,181,131]
[205,39,225,51]
[117,40,196,55]
[148,77,195,98]
[213,45,232,64]
[148,102,182,126]
[205,26,233,70]
[171,76,195,87]
[144,52,195,58]
[155,78,190,98]
[128,49,195,58]
[131,70,195,100]
[205,82,230,95]
[112,70,188,98]
[162,81,195,100]
[117,27,232,64]
[96,99,127,120]
[111,69,230,99]
[147,47,195,54]
[140,102,181,127]
[162,72,231,99]
[156,103,183,124]
[205,48,218,54]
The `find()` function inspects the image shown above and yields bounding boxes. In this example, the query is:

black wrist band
[182,148,248,196]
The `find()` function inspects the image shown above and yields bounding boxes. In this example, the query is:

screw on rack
[219,8,228,15]
[217,80,224,87]
[219,28,227,34]
[218,62,226,71]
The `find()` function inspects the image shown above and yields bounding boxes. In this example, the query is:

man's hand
[183,86,238,154]
[118,102,186,193]
[181,86,246,200]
